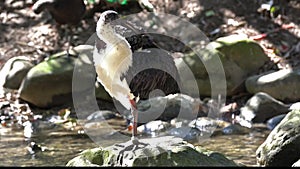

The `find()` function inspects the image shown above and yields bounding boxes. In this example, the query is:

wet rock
[66,136,238,166]
[222,124,251,135]
[176,35,269,97]
[170,118,192,128]
[237,92,290,128]
[167,117,219,142]
[256,109,300,166]
[246,69,300,102]
[0,56,34,90]
[137,120,171,136]
[188,117,219,133]
[168,126,215,142]
[266,114,286,130]
[87,110,116,122]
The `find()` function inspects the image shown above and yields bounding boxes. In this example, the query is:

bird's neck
[95,22,133,79]
[97,24,124,45]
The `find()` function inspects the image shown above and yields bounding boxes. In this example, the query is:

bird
[32,0,86,58]
[92,10,181,139]
[32,0,86,25]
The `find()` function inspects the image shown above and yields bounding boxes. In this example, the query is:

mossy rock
[176,35,269,96]
[66,136,238,166]
[19,45,112,108]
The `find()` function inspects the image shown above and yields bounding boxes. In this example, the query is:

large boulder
[18,45,110,108]
[256,109,300,166]
[176,35,269,97]
[66,136,238,166]
[18,52,76,108]
[246,69,300,102]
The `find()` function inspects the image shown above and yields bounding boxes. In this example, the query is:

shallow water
[197,127,270,166]
[0,120,270,166]
[0,127,97,166]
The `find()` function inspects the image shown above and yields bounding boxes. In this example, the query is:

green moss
[210,39,268,70]
[33,57,75,75]
[81,148,109,165]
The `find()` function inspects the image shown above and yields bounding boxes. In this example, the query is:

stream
[0,118,270,166]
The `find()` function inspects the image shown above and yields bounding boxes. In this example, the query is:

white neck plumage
[94,20,133,77]
[96,22,123,45]
[93,19,135,110]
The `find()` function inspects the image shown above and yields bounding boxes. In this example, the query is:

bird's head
[99,10,119,26]
[96,10,120,41]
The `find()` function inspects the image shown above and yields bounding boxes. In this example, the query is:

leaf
[270,6,280,14]
[106,0,127,5]
[119,0,127,5]
[205,10,215,17]
[106,0,117,3]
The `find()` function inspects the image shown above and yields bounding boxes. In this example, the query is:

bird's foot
[130,136,149,147]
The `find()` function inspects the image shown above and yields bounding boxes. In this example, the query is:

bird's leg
[129,98,138,139]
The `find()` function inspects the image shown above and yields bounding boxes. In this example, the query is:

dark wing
[126,33,191,53]
[111,19,190,53]
[124,48,181,100]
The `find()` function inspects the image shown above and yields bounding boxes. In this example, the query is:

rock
[237,92,290,128]
[222,124,251,135]
[0,56,34,90]
[167,127,203,142]
[137,120,171,136]
[18,45,110,108]
[245,69,300,102]
[208,35,268,74]
[86,110,117,122]
[256,109,300,166]
[18,51,76,108]
[266,114,286,130]
[289,102,300,110]
[66,136,238,166]
[188,117,219,133]
[176,35,269,96]
[94,81,113,101]
[131,93,207,123]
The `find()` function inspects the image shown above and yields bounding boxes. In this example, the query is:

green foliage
[106,0,128,5]
[270,5,280,18]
